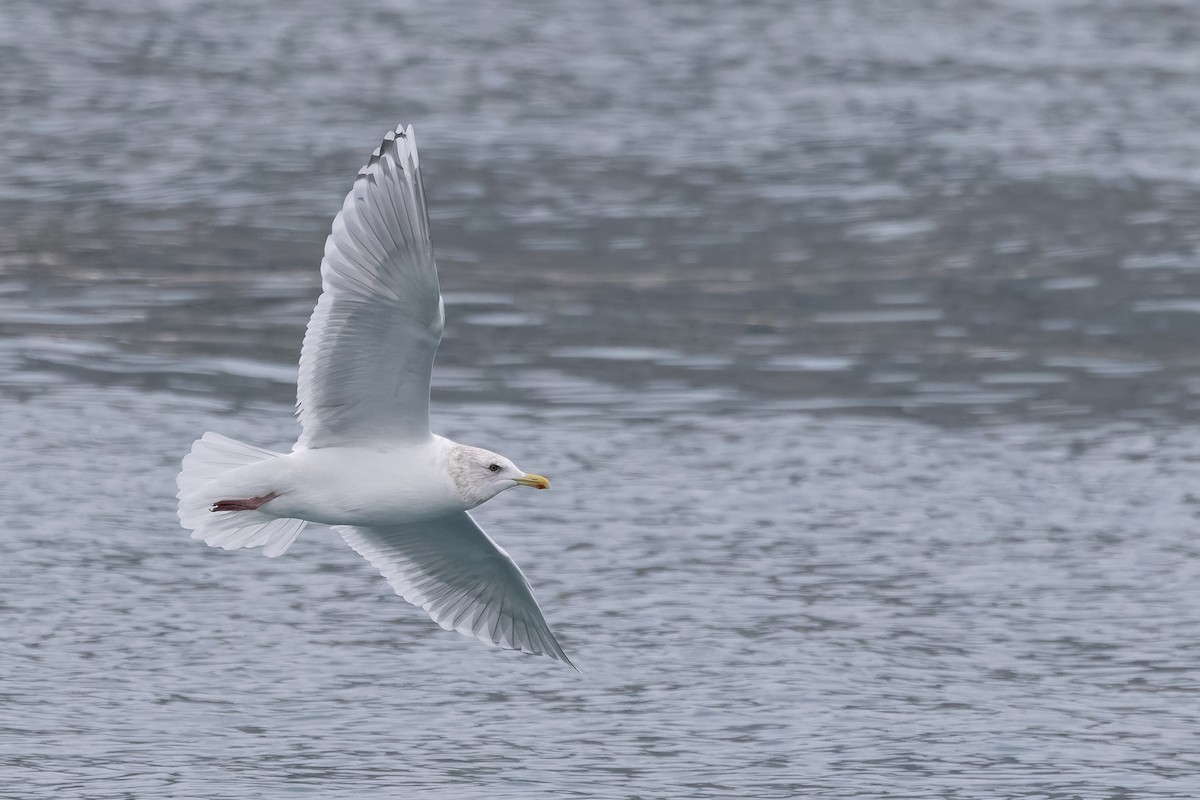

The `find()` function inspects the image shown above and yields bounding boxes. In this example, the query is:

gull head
[447,444,551,508]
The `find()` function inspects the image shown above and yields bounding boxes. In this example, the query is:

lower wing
[337,512,574,667]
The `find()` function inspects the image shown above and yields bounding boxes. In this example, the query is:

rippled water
[7,388,1200,798]
[4,1,1200,798]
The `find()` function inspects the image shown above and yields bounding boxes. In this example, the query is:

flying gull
[176,124,572,667]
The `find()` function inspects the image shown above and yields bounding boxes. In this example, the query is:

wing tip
[541,630,578,670]
[553,645,580,672]
[357,121,417,177]
[381,121,417,163]
[508,634,578,670]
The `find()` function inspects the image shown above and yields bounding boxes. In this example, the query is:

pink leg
[210,492,279,513]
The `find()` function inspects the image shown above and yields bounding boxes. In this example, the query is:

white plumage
[176,124,572,667]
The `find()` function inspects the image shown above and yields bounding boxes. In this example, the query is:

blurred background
[4,2,1200,798]
[5,0,1200,420]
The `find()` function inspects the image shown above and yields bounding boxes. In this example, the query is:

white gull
[176,124,572,667]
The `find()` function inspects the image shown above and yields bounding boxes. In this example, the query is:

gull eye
[488,464,501,472]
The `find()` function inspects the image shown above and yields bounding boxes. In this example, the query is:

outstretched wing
[296,124,443,449]
[337,513,574,666]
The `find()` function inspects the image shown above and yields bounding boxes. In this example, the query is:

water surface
[4,1,1200,797]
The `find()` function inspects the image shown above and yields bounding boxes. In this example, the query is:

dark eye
[488,464,501,472]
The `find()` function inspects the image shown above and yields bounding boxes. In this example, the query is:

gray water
[3,1,1200,797]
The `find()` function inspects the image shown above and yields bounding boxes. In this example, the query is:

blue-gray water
[4,1,1200,798]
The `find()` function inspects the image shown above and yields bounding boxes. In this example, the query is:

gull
[176,124,572,666]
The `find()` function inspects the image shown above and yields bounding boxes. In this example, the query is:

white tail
[176,432,307,558]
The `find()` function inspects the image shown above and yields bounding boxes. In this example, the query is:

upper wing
[337,513,574,667]
[296,124,443,449]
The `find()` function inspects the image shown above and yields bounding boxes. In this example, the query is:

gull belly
[264,439,464,527]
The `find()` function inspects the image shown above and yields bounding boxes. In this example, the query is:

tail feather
[176,432,307,558]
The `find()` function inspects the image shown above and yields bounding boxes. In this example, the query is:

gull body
[212,437,538,527]
[282,446,458,526]
[176,124,571,666]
